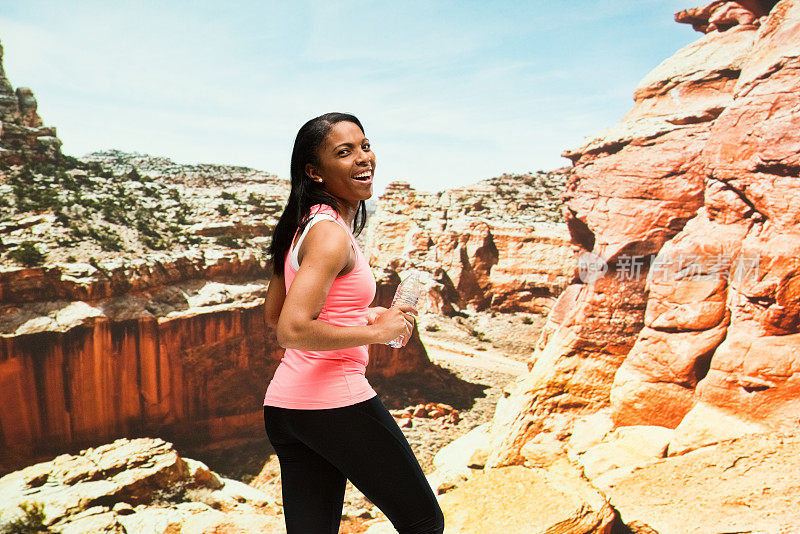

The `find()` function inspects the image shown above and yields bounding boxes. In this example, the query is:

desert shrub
[215,234,245,249]
[469,328,489,342]
[87,226,123,251]
[7,242,45,267]
[220,191,237,202]
[0,501,49,533]
[141,234,168,250]
[142,185,160,198]
[425,324,440,332]
[100,199,128,224]
[58,154,82,170]
[174,211,189,225]
[68,222,86,240]
[126,167,144,182]
[522,315,534,325]
[216,203,230,216]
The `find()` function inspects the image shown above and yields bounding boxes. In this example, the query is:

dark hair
[268,112,368,276]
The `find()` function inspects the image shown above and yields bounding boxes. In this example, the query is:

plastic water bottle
[385,271,422,348]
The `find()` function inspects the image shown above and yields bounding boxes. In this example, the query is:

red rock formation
[675,0,774,33]
[487,0,800,466]
[0,41,62,165]
[365,174,575,316]
[0,251,281,470]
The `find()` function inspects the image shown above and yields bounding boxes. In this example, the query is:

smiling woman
[261,112,444,533]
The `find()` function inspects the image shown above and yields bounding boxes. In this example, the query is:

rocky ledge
[0,437,284,533]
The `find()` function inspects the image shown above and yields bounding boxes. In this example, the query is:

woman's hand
[371,307,412,345]
[366,306,388,325]
[396,305,418,347]
[370,305,417,346]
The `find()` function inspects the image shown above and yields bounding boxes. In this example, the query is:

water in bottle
[386,271,422,348]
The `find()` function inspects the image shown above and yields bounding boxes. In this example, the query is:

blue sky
[0,1,698,193]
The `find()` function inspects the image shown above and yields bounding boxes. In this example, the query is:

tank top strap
[289,205,359,271]
[307,204,360,246]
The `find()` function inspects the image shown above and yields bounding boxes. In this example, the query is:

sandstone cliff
[364,171,575,316]
[0,40,62,165]
[486,0,800,470]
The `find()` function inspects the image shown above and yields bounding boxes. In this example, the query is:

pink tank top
[263,204,378,409]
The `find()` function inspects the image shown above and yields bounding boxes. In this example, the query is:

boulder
[437,463,615,534]
[603,432,800,532]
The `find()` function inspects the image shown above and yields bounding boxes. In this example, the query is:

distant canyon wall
[0,251,278,470]
[487,0,800,466]
[365,174,576,316]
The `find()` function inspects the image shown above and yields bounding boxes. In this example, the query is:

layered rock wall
[486,0,799,466]
[0,252,436,471]
[0,251,281,471]
[365,173,575,316]
[0,40,61,165]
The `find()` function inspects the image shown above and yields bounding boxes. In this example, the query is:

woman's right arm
[275,221,412,351]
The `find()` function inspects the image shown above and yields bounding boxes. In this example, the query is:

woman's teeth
[353,171,371,180]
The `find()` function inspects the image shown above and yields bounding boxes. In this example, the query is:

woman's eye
[338,149,350,156]
[362,143,371,151]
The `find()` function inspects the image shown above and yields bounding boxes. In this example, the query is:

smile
[352,170,372,181]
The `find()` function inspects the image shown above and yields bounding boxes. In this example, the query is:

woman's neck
[335,199,359,227]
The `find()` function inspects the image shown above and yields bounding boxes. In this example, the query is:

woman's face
[306,121,375,207]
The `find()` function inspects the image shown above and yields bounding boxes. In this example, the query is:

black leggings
[263,395,445,534]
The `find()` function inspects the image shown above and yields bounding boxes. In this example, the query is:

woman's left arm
[264,273,286,329]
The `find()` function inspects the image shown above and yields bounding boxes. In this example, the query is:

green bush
[68,222,86,240]
[141,234,168,250]
[126,167,144,182]
[220,191,237,202]
[58,154,82,169]
[469,328,489,342]
[87,226,123,252]
[174,211,189,225]
[522,315,534,325]
[0,501,49,533]
[216,203,230,216]
[425,324,440,332]
[215,234,244,249]
[7,242,46,267]
[54,209,70,226]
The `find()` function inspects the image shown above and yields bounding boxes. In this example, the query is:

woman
[262,112,445,534]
